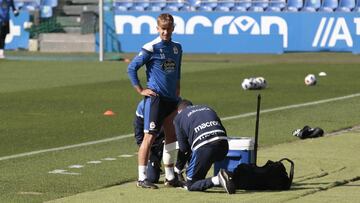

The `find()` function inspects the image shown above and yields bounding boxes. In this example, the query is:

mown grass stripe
[1,92,359,162]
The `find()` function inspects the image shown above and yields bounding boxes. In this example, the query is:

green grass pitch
[0,53,359,202]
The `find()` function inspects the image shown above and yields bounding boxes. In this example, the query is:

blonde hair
[157,13,174,27]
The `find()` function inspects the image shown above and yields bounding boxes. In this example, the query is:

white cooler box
[214,137,255,175]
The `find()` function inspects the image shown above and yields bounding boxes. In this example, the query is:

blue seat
[178,4,194,10]
[163,5,180,10]
[283,0,303,11]
[335,0,355,11]
[146,5,163,10]
[251,0,269,9]
[217,0,235,8]
[133,0,150,8]
[197,4,214,10]
[24,1,40,11]
[199,0,218,9]
[150,0,166,7]
[353,0,360,11]
[40,5,52,18]
[301,0,321,11]
[113,0,134,9]
[128,5,146,10]
[215,5,231,10]
[167,0,186,8]
[234,0,251,8]
[318,0,338,12]
[15,1,25,9]
[231,5,248,10]
[266,0,286,11]
[42,0,58,7]
[248,5,264,11]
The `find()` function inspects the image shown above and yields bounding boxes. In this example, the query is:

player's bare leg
[137,133,158,189]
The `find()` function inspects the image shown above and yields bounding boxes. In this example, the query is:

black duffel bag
[232,158,294,190]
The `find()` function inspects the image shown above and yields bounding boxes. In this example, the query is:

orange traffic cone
[103,110,115,116]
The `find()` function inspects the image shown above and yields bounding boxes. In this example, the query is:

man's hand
[13,9,19,17]
[140,88,158,97]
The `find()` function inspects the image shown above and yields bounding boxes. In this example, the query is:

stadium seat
[252,0,269,8]
[163,4,180,10]
[217,0,235,8]
[199,0,218,9]
[24,1,40,11]
[248,5,264,11]
[40,5,53,18]
[197,4,213,10]
[114,5,129,11]
[335,0,356,11]
[301,0,321,12]
[15,1,25,9]
[133,0,150,8]
[150,0,166,8]
[234,0,251,8]
[167,0,187,8]
[43,0,58,7]
[113,0,134,9]
[146,5,163,10]
[215,5,231,10]
[318,0,338,12]
[265,0,286,11]
[283,0,303,11]
[128,5,146,10]
[231,5,248,10]
[353,0,360,11]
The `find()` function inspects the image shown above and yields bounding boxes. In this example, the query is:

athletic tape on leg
[163,142,178,165]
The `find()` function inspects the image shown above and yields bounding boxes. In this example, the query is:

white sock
[174,166,181,174]
[164,167,175,181]
[138,165,147,181]
[211,176,220,186]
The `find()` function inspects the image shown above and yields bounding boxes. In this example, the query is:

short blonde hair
[157,13,174,27]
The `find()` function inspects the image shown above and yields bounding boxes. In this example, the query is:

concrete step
[39,33,95,52]
[62,5,98,15]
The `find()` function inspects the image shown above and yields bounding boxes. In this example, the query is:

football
[241,78,251,90]
[304,74,317,86]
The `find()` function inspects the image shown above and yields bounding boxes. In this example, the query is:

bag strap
[279,158,295,183]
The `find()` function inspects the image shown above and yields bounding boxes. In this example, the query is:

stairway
[39,33,95,52]
[37,0,98,52]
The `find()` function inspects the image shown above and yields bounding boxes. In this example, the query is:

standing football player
[127,13,183,189]
[0,0,19,59]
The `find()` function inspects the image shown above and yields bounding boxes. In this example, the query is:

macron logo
[5,20,21,44]
[312,17,357,48]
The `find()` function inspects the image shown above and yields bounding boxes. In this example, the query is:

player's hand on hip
[140,89,158,97]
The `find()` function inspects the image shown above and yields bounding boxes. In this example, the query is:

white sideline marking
[102,157,116,161]
[87,161,102,164]
[1,93,360,162]
[48,169,80,175]
[118,154,134,158]
[68,165,84,169]
[0,134,132,161]
[222,93,360,121]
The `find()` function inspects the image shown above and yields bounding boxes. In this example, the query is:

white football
[241,78,251,90]
[305,74,317,86]
[256,77,267,88]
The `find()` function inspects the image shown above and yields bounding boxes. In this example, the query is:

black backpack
[232,158,294,190]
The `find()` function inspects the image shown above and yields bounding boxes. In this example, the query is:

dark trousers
[0,21,9,49]
[186,140,228,191]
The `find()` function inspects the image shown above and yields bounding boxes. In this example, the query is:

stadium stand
[301,0,321,11]
[320,0,339,11]
[14,0,360,52]
[336,0,356,11]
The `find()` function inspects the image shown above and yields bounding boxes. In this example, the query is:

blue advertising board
[100,11,360,54]
[5,11,30,50]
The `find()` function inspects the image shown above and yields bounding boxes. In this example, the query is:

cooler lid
[228,137,254,150]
